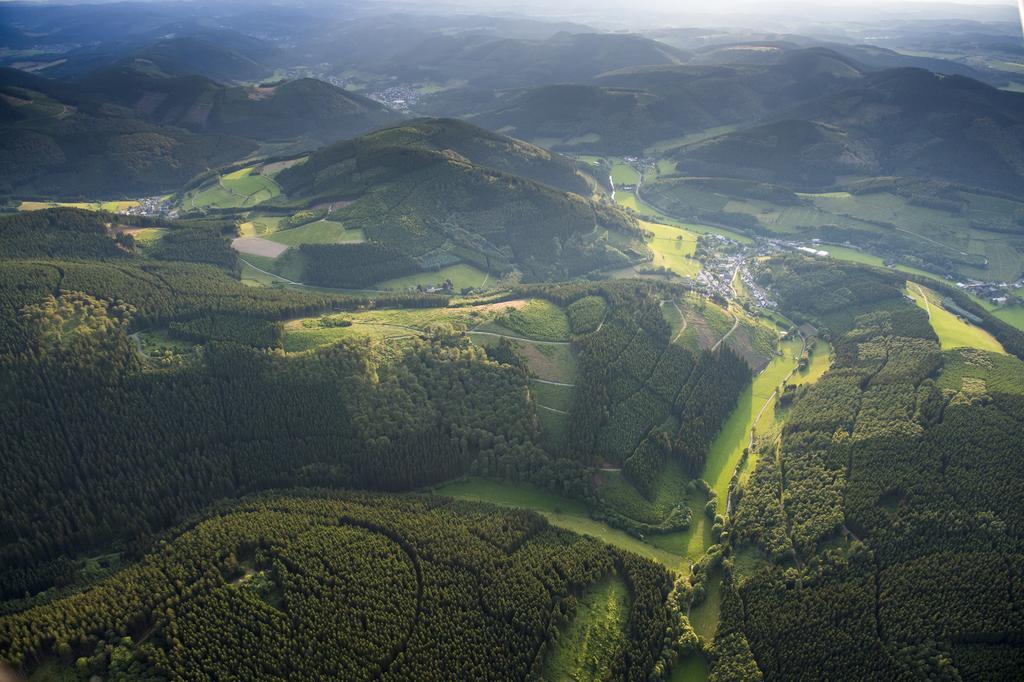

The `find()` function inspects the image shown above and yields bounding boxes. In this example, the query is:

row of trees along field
[712,257,1024,680]
[0,493,676,680]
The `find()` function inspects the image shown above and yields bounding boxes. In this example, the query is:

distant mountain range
[672,67,1024,195]
[0,65,397,198]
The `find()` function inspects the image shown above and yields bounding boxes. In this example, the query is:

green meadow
[908,283,1005,353]
[433,478,685,568]
[265,220,365,246]
[375,263,489,291]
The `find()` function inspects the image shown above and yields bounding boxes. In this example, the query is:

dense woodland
[3,4,1024,679]
[717,258,1024,680]
[0,493,675,680]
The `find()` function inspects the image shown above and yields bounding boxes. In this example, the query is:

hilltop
[266,119,644,283]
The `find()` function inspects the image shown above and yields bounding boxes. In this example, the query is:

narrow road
[467,330,571,346]
[669,300,688,344]
[238,257,307,286]
[711,312,740,352]
[238,257,392,294]
[530,377,576,387]
[912,283,932,319]
[894,226,969,257]
[535,404,568,415]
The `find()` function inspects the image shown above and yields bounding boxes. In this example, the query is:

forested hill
[420,48,869,155]
[380,31,691,89]
[713,257,1024,679]
[0,493,674,679]
[0,211,714,618]
[0,66,396,198]
[276,118,592,195]
[672,67,1024,195]
[272,119,644,282]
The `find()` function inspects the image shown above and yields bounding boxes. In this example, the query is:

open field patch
[478,299,570,341]
[265,220,365,246]
[231,236,289,258]
[541,577,630,682]
[908,283,1005,353]
[283,300,533,352]
[376,263,489,291]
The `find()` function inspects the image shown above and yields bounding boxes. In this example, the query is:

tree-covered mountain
[0,66,397,198]
[421,48,869,154]
[672,67,1024,195]
[381,31,691,89]
[116,36,274,84]
[270,119,644,281]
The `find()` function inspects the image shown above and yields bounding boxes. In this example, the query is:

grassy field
[282,300,528,351]
[541,576,630,682]
[641,181,1024,282]
[433,478,685,567]
[487,299,571,341]
[644,126,737,156]
[375,263,489,291]
[613,189,755,245]
[19,200,141,212]
[530,380,573,412]
[610,161,642,186]
[265,220,365,246]
[993,305,1024,332]
[187,166,281,210]
[642,220,701,278]
[908,283,1005,353]
[595,461,691,530]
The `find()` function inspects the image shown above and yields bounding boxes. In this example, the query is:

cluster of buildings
[365,85,422,112]
[121,196,176,218]
[955,278,1024,306]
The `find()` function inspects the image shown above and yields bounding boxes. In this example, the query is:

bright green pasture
[908,283,1005,353]
[993,305,1024,332]
[610,161,641,186]
[188,167,281,209]
[265,220,365,246]
[282,300,523,351]
[376,263,489,291]
[642,220,701,278]
[704,338,805,503]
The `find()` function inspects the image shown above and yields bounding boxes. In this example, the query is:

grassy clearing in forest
[907,283,1005,353]
[485,299,570,341]
[375,263,489,291]
[282,301,526,351]
[541,576,630,682]
[704,337,804,504]
[433,478,685,567]
[265,220,365,246]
